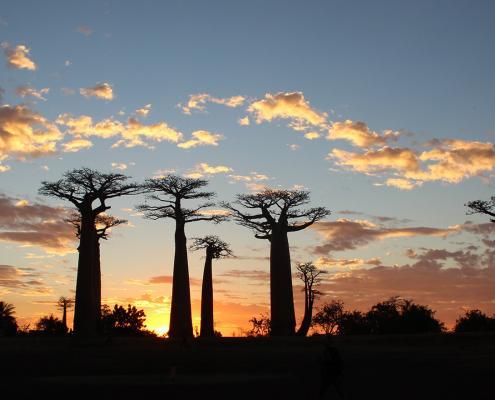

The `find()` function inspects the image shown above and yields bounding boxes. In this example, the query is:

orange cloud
[185,162,233,178]
[135,104,152,117]
[247,91,328,130]
[80,82,114,100]
[15,85,49,101]
[180,93,246,114]
[0,193,76,254]
[1,42,37,70]
[177,130,223,149]
[328,120,400,148]
[0,104,62,160]
[62,138,93,152]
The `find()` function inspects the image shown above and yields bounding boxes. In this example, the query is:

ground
[1,333,493,399]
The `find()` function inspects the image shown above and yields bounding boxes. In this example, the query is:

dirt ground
[1,333,493,399]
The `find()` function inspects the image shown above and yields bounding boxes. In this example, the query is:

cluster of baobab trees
[39,168,330,339]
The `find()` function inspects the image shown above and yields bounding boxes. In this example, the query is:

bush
[454,309,495,333]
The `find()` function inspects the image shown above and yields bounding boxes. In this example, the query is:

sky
[1,0,495,335]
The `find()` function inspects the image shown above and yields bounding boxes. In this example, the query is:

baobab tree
[39,168,141,338]
[137,175,226,339]
[190,236,233,337]
[222,189,329,336]
[466,196,495,222]
[295,262,326,336]
[67,212,127,322]
[56,296,74,331]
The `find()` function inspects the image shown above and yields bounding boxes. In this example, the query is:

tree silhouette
[295,262,326,336]
[223,188,329,336]
[466,196,495,222]
[101,304,147,336]
[137,175,226,339]
[35,314,67,335]
[454,309,495,333]
[312,300,345,335]
[39,168,141,338]
[190,235,233,337]
[56,296,74,331]
[247,314,271,337]
[0,301,18,337]
[67,212,127,325]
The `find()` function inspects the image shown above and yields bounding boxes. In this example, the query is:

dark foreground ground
[1,333,494,400]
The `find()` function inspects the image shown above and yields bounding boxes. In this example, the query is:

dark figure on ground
[319,337,345,399]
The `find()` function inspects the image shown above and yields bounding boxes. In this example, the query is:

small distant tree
[0,301,18,337]
[190,235,232,337]
[101,304,147,336]
[223,189,329,336]
[295,262,326,336]
[248,314,271,337]
[337,310,371,335]
[56,296,74,331]
[454,309,495,333]
[35,314,67,335]
[137,175,226,339]
[312,300,344,335]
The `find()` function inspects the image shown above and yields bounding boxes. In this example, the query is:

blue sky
[1,0,495,333]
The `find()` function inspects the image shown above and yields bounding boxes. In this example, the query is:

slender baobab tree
[39,168,141,338]
[223,189,329,336]
[137,175,226,339]
[67,213,127,322]
[295,262,326,336]
[56,296,74,331]
[190,236,232,337]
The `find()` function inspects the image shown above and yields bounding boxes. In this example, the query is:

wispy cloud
[1,42,37,70]
[80,82,114,100]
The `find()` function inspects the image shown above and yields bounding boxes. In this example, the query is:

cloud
[128,275,201,286]
[61,138,93,152]
[180,93,246,114]
[328,120,400,148]
[80,82,114,100]
[15,85,49,101]
[312,218,460,254]
[320,256,495,328]
[220,269,270,282]
[1,42,37,70]
[329,139,495,189]
[238,116,250,126]
[56,114,182,148]
[315,256,382,269]
[76,25,92,36]
[0,193,76,254]
[247,92,328,131]
[111,162,128,170]
[304,131,320,140]
[177,130,224,149]
[135,104,151,117]
[229,172,269,184]
[185,162,233,178]
[0,104,63,160]
[0,264,50,293]
[288,144,300,151]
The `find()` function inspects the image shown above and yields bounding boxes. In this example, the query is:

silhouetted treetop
[466,196,495,222]
[67,212,127,239]
[190,235,233,259]
[39,167,142,214]
[137,175,227,223]
[56,296,74,310]
[222,188,330,239]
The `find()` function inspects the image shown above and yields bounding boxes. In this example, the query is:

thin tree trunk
[62,304,67,330]
[168,221,193,339]
[200,251,214,337]
[270,229,295,336]
[297,298,313,336]
[95,241,102,332]
[73,210,99,338]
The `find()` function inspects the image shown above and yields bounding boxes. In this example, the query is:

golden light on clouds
[1,42,37,70]
[177,130,224,149]
[180,93,246,114]
[185,162,233,178]
[80,82,114,100]
[328,120,400,148]
[15,85,49,101]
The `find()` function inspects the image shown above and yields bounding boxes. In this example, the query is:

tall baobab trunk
[168,221,193,339]
[297,291,313,336]
[200,249,214,337]
[62,304,67,329]
[270,228,295,336]
[95,241,102,332]
[73,210,99,337]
